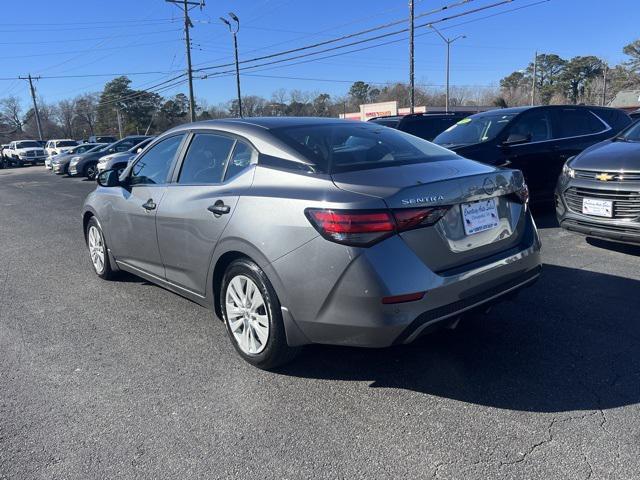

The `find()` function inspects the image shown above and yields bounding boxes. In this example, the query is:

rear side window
[507,110,554,142]
[178,133,234,184]
[130,135,184,186]
[558,109,606,138]
[57,141,77,147]
[225,141,256,181]
[400,117,461,141]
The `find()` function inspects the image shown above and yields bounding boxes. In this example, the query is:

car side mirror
[136,147,143,154]
[503,133,531,146]
[96,169,122,187]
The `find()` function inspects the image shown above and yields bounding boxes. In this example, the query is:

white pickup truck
[3,140,48,166]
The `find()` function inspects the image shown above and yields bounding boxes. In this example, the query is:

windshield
[271,122,459,174]
[87,144,106,152]
[16,141,40,148]
[618,121,640,142]
[434,113,517,146]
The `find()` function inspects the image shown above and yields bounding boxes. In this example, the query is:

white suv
[45,139,78,157]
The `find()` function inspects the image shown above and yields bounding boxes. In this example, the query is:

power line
[195,0,477,73]
[198,0,548,83]
[197,0,513,78]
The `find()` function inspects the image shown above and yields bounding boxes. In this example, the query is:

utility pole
[601,66,608,107]
[409,0,415,114]
[220,13,243,118]
[165,0,204,123]
[19,74,43,140]
[531,51,537,106]
[430,25,466,114]
[115,108,123,139]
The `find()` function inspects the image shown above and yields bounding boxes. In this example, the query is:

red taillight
[306,209,395,246]
[306,206,449,247]
[515,183,529,210]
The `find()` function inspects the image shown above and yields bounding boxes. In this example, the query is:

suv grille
[574,170,640,182]
[564,187,640,219]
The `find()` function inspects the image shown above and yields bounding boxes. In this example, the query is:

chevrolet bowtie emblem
[595,172,614,182]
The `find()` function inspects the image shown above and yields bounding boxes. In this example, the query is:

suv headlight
[562,161,575,178]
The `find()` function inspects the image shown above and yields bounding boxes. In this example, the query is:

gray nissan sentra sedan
[83,118,541,369]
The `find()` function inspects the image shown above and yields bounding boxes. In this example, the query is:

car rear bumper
[269,212,542,348]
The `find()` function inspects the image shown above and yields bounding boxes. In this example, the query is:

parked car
[84,118,541,369]
[556,120,640,245]
[96,137,155,174]
[51,143,106,175]
[88,135,117,144]
[1,144,11,167]
[45,139,78,157]
[3,140,48,165]
[433,105,632,203]
[369,112,474,141]
[69,135,151,179]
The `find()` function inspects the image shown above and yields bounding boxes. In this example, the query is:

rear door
[551,107,612,161]
[105,134,186,278]
[499,108,555,198]
[156,132,257,295]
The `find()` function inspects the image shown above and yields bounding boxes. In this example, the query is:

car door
[156,132,257,296]
[550,107,611,163]
[105,134,186,278]
[499,109,555,199]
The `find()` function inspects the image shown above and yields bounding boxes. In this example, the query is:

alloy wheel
[225,275,269,355]
[88,225,105,273]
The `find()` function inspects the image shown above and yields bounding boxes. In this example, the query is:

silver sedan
[82,118,541,369]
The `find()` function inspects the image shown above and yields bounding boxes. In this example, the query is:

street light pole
[429,25,466,114]
[409,0,415,114]
[221,13,243,118]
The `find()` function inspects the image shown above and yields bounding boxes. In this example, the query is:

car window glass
[402,117,461,141]
[178,133,234,184]
[558,109,605,137]
[225,141,256,181]
[130,135,184,186]
[508,111,553,142]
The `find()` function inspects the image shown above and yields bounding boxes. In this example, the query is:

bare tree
[0,96,23,132]
[74,93,98,137]
[55,99,76,137]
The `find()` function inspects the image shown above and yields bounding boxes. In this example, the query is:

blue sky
[0,0,637,108]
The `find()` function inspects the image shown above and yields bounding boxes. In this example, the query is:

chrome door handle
[208,202,231,215]
[142,199,156,211]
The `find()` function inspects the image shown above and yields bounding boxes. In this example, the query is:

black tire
[84,162,98,180]
[85,217,115,280]
[220,258,299,370]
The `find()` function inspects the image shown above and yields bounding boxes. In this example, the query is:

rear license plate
[582,198,612,217]
[461,198,499,236]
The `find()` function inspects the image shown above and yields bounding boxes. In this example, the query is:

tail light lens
[514,183,529,209]
[306,206,449,247]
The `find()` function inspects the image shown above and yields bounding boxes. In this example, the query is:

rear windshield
[434,113,516,147]
[16,141,40,148]
[271,123,459,174]
[57,140,78,147]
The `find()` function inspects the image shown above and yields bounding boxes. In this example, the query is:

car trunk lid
[331,161,529,273]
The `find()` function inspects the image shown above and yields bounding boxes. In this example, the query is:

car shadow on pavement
[586,237,640,257]
[531,211,559,229]
[278,264,640,413]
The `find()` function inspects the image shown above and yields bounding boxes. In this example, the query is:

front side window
[272,123,459,173]
[507,110,554,142]
[558,109,606,138]
[130,135,184,186]
[617,122,640,142]
[178,134,235,184]
[434,113,517,147]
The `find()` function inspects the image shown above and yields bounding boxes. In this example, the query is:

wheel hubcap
[225,275,269,355]
[88,226,105,273]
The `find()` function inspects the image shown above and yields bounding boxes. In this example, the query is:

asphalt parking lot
[1,166,640,479]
